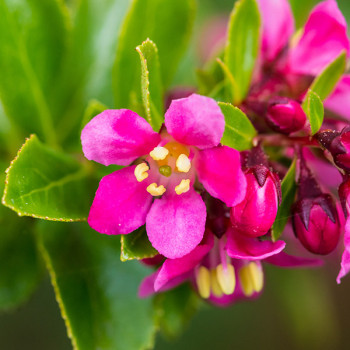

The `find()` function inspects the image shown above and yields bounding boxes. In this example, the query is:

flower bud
[266,98,306,134]
[292,195,340,255]
[230,166,280,237]
[339,178,350,218]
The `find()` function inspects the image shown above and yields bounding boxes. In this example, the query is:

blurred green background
[1,0,350,349]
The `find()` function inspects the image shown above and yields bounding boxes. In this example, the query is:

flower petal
[164,94,225,149]
[154,234,214,291]
[195,146,247,207]
[257,0,295,62]
[81,109,160,166]
[88,166,153,235]
[288,0,350,76]
[337,218,350,283]
[325,75,350,120]
[146,189,207,259]
[138,271,158,298]
[265,251,323,268]
[225,228,285,260]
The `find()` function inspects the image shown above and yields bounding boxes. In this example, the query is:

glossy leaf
[113,0,196,109]
[310,51,347,101]
[272,159,297,241]
[224,0,260,104]
[120,226,158,262]
[136,39,164,131]
[37,221,157,350]
[219,102,257,151]
[302,90,324,135]
[2,135,93,221]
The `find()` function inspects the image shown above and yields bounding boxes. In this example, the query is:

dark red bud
[230,166,280,237]
[266,98,307,134]
[292,195,340,255]
[339,178,350,218]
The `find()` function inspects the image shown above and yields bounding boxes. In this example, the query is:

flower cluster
[81,0,350,306]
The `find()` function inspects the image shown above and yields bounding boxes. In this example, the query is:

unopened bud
[339,178,350,218]
[266,98,307,134]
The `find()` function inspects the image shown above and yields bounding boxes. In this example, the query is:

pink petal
[225,228,285,260]
[288,0,350,76]
[257,0,295,62]
[164,94,225,149]
[337,218,350,283]
[138,271,158,298]
[265,251,324,268]
[81,109,160,166]
[146,189,207,259]
[154,234,214,291]
[88,166,153,235]
[325,75,350,120]
[195,146,247,207]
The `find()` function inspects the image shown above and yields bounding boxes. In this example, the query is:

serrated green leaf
[154,283,199,339]
[272,159,297,241]
[309,51,346,101]
[113,0,196,109]
[224,0,260,104]
[37,221,157,350]
[2,135,93,221]
[81,99,108,131]
[120,226,158,262]
[0,0,68,146]
[136,39,164,131]
[219,102,257,151]
[302,90,324,135]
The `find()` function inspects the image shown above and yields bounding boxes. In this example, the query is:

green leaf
[302,90,324,135]
[0,0,68,146]
[154,284,199,339]
[113,0,196,109]
[37,221,157,350]
[2,135,93,221]
[120,226,158,262]
[136,39,164,131]
[272,159,297,241]
[0,167,41,311]
[309,51,346,101]
[224,0,260,104]
[219,102,257,151]
[81,99,108,131]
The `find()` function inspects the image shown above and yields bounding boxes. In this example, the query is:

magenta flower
[81,94,246,259]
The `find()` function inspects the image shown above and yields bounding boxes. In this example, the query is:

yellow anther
[210,269,223,297]
[146,183,166,196]
[175,179,190,195]
[149,147,169,160]
[176,154,191,173]
[196,266,211,299]
[239,262,264,297]
[216,263,236,295]
[134,163,149,182]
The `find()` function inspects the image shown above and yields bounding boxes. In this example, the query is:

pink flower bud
[266,98,306,134]
[230,166,280,237]
[292,195,340,255]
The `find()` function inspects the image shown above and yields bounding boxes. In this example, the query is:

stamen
[249,262,264,293]
[159,165,172,177]
[175,179,190,195]
[134,163,149,182]
[239,262,264,297]
[216,263,236,295]
[150,147,169,160]
[196,266,211,299]
[146,183,166,196]
[176,154,191,173]
[210,269,223,297]
[239,265,254,297]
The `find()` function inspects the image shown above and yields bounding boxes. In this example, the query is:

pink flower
[81,94,247,259]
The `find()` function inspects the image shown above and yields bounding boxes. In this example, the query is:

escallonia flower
[81,94,247,259]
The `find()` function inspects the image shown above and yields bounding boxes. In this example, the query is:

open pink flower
[81,94,246,259]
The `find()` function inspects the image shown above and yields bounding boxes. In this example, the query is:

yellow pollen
[239,262,264,297]
[196,266,211,299]
[175,179,190,195]
[210,269,223,297]
[176,154,191,173]
[216,263,236,295]
[146,183,166,196]
[134,163,149,182]
[149,147,169,160]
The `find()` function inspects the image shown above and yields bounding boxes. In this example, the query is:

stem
[255,134,319,148]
